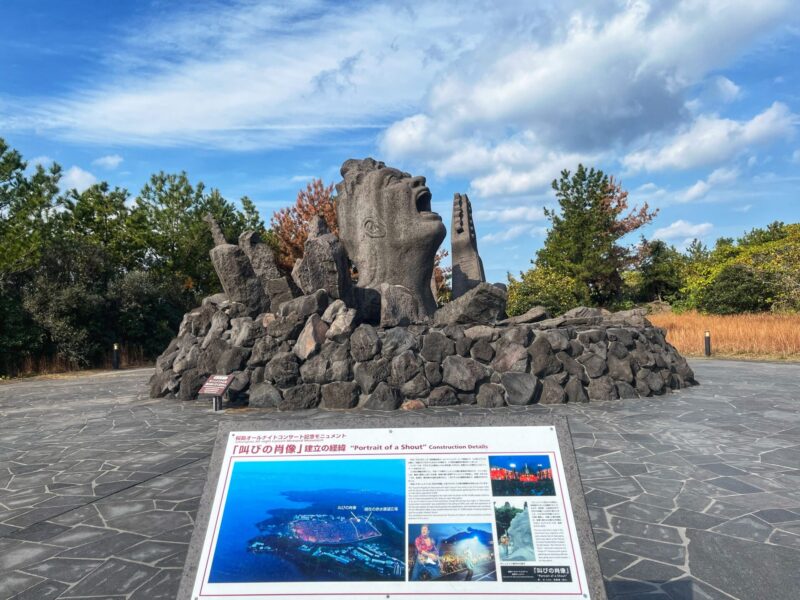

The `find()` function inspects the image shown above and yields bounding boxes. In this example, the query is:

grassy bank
[649,311,800,361]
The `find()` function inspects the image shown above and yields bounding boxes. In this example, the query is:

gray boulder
[476,383,506,407]
[293,314,329,360]
[249,382,282,408]
[264,352,300,387]
[208,242,268,316]
[350,324,381,361]
[354,359,391,394]
[277,289,330,319]
[379,283,424,328]
[279,384,320,410]
[441,355,486,392]
[321,381,359,409]
[381,327,417,358]
[427,386,459,406]
[434,282,507,326]
[420,331,455,363]
[498,306,550,326]
[291,216,353,304]
[363,382,401,410]
[501,372,542,405]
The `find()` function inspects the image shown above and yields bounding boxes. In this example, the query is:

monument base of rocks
[150,158,696,410]
[151,287,696,409]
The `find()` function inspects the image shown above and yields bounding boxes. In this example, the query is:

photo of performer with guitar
[407,523,496,582]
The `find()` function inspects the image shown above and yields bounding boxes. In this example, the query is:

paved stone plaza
[1,360,799,600]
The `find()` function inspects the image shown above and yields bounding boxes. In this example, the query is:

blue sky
[2,0,798,282]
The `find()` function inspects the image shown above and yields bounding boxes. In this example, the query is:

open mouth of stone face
[414,187,437,218]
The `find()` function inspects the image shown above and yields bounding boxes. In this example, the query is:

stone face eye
[363,218,387,238]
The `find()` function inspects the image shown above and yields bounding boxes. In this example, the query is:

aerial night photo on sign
[208,458,406,583]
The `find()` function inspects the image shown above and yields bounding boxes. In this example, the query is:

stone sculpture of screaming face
[336,158,446,315]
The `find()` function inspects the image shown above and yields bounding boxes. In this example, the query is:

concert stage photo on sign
[494,499,536,562]
[208,459,406,583]
[407,523,496,582]
[489,455,555,496]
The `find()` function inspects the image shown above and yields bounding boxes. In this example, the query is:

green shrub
[696,264,776,314]
[507,267,582,316]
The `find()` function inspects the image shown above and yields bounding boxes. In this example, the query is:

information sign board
[179,414,606,600]
[198,374,236,397]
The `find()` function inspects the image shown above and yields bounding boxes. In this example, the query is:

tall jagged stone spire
[451,193,486,299]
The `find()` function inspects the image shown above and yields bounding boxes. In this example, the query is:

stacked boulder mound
[150,157,697,409]
[150,284,696,409]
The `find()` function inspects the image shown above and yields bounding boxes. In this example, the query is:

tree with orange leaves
[270,179,338,271]
[535,164,657,306]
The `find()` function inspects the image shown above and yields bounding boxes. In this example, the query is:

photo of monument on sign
[208,459,406,583]
[495,499,536,562]
[489,455,555,496]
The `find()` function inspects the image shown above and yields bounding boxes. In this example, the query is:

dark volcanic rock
[477,383,506,407]
[279,384,320,411]
[350,324,381,362]
[291,217,353,305]
[539,377,566,404]
[249,382,282,408]
[381,327,417,358]
[209,243,268,315]
[363,382,401,410]
[420,331,455,363]
[216,347,251,375]
[321,381,359,409]
[588,376,618,401]
[441,355,486,392]
[501,372,542,405]
[427,386,459,406]
[353,359,390,394]
[470,338,495,363]
[264,352,300,388]
[379,283,423,327]
[565,377,588,403]
[277,290,330,319]
[177,369,205,401]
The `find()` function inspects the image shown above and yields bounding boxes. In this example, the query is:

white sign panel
[190,425,592,599]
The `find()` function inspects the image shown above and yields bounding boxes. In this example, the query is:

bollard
[112,343,120,370]
[704,331,711,357]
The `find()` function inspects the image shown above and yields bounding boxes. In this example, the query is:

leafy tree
[130,172,257,306]
[536,165,657,306]
[271,178,337,271]
[507,267,580,316]
[637,239,685,302]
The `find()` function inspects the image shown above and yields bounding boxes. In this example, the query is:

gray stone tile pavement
[1,360,799,599]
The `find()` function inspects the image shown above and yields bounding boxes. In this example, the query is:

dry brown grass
[650,311,800,360]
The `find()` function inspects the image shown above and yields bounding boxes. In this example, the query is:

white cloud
[733,204,752,212]
[92,154,123,169]
[714,76,741,103]
[653,219,713,241]
[624,102,797,172]
[0,0,793,200]
[24,155,54,174]
[480,224,542,244]
[680,166,739,202]
[475,206,545,223]
[60,166,97,192]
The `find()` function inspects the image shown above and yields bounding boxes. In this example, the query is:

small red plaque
[198,374,236,396]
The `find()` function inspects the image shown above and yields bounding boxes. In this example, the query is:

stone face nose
[410,175,426,188]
